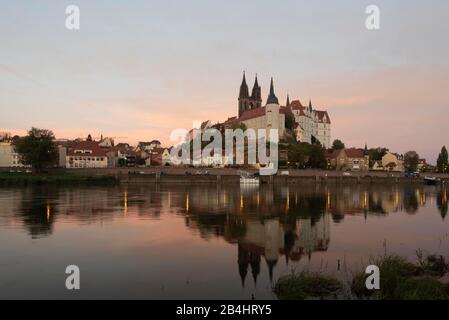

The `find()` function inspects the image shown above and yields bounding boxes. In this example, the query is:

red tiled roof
[315,110,331,124]
[67,141,107,157]
[290,100,303,109]
[324,150,341,159]
[152,147,166,155]
[345,148,365,158]
[239,107,266,121]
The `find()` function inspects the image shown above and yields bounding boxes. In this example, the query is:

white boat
[240,176,260,185]
[424,176,439,185]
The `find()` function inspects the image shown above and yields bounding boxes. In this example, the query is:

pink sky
[1,1,449,163]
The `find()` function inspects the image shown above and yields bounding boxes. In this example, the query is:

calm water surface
[0,183,448,299]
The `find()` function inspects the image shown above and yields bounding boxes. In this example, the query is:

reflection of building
[237,215,330,285]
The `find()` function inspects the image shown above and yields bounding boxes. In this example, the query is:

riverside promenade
[37,167,449,185]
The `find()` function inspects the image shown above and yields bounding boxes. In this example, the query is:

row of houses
[324,147,428,172]
[62,138,173,169]
[0,137,173,169]
[0,135,428,171]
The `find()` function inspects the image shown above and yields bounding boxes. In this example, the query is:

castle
[225,73,331,148]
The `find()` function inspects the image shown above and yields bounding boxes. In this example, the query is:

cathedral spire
[239,71,249,99]
[286,94,290,107]
[250,73,262,106]
[309,99,313,111]
[267,77,279,105]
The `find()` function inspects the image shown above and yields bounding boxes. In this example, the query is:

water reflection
[0,183,448,297]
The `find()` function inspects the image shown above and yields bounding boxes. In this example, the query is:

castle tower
[266,77,279,105]
[265,78,282,141]
[238,72,250,117]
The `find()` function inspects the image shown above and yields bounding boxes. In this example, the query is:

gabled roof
[315,110,331,124]
[67,141,107,157]
[290,100,303,109]
[324,149,341,159]
[345,148,365,158]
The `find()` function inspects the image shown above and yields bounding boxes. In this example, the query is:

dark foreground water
[0,183,448,299]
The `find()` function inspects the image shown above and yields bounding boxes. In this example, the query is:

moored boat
[424,176,439,185]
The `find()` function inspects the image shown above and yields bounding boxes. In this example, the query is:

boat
[240,176,260,185]
[424,176,439,185]
[239,171,260,185]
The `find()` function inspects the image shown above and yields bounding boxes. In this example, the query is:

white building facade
[290,100,331,149]
[66,141,108,168]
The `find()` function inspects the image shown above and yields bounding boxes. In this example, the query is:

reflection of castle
[237,215,330,285]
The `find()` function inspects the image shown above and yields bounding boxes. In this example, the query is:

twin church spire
[238,72,277,117]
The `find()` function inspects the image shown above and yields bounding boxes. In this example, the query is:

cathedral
[227,73,332,148]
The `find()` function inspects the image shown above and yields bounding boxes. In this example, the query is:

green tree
[285,112,295,131]
[16,127,58,172]
[118,158,126,167]
[437,146,449,173]
[0,131,11,142]
[288,143,309,168]
[331,139,345,151]
[404,150,419,173]
[368,147,389,161]
[308,144,327,169]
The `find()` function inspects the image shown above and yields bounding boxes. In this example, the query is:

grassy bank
[274,252,449,300]
[0,172,119,186]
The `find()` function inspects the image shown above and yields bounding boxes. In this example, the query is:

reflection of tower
[266,259,278,283]
[238,244,249,287]
[264,219,280,282]
[237,243,261,287]
[250,251,261,285]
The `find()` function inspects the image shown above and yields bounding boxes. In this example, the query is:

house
[54,140,77,168]
[137,140,161,152]
[325,148,369,171]
[371,161,384,171]
[136,140,162,159]
[66,141,108,168]
[98,137,114,148]
[0,141,29,168]
[145,147,172,166]
[418,159,427,172]
[381,152,404,172]
[106,143,137,167]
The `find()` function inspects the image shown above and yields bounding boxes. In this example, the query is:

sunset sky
[1,0,448,162]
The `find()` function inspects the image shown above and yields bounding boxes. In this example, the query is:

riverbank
[274,252,449,300]
[1,168,448,185]
[0,172,118,186]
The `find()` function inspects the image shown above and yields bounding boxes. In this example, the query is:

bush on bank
[274,253,449,300]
